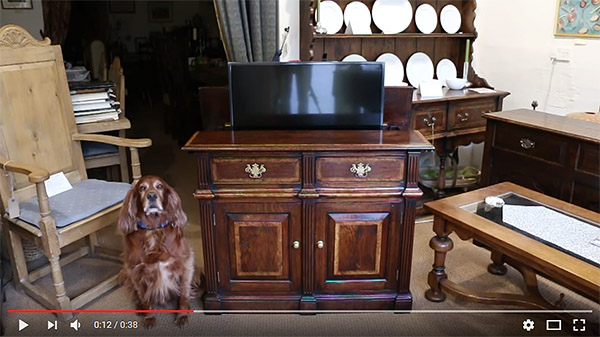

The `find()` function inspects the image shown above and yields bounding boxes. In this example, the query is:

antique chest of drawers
[183,130,433,311]
[481,109,600,212]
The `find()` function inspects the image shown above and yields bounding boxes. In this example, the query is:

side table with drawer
[183,130,433,311]
[412,89,510,195]
[481,109,600,212]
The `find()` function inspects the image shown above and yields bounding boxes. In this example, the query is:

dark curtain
[42,0,71,46]
[213,0,277,62]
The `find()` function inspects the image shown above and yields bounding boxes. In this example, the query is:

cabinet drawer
[492,123,568,165]
[448,98,497,130]
[413,103,446,137]
[316,154,405,187]
[211,156,301,184]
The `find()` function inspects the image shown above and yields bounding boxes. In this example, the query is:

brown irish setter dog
[118,176,201,327]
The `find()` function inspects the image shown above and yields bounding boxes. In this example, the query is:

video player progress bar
[9,309,594,314]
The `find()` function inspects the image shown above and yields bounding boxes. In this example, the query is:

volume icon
[70,319,81,331]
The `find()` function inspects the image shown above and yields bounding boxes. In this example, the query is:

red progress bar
[8,310,193,313]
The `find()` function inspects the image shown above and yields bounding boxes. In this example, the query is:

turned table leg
[436,153,447,198]
[488,250,508,275]
[425,216,454,302]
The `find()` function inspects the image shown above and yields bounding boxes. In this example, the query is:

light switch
[552,47,571,62]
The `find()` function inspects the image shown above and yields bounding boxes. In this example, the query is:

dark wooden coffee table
[424,182,599,309]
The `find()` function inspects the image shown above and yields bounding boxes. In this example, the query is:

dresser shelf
[314,33,476,39]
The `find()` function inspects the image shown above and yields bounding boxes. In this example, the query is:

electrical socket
[552,47,571,62]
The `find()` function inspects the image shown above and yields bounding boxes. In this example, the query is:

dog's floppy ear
[118,184,139,234]
[165,182,187,227]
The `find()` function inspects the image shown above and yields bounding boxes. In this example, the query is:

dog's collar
[137,220,169,230]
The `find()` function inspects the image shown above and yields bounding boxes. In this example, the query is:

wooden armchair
[81,56,131,182]
[0,25,151,320]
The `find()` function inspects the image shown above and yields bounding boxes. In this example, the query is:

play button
[18,319,29,331]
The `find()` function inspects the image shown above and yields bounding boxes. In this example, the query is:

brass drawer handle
[317,240,324,249]
[457,112,469,122]
[520,138,535,150]
[293,241,300,249]
[244,163,266,179]
[350,163,371,178]
[423,116,436,127]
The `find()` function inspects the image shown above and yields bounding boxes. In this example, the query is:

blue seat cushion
[18,179,131,228]
[81,141,119,157]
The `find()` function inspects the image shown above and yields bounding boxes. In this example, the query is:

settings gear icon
[522,319,535,331]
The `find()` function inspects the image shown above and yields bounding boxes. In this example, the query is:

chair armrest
[72,133,152,148]
[0,156,49,183]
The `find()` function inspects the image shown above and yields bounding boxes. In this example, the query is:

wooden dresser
[413,88,509,192]
[481,109,600,212]
[183,130,433,311]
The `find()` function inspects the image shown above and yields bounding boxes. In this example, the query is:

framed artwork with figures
[555,0,600,38]
[1,0,33,9]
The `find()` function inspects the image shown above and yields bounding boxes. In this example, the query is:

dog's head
[117,176,187,234]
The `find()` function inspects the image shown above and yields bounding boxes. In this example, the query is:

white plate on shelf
[344,1,371,32]
[376,53,404,87]
[372,0,412,34]
[406,52,434,88]
[440,4,461,34]
[341,54,367,62]
[436,58,457,86]
[415,3,438,34]
[317,1,344,34]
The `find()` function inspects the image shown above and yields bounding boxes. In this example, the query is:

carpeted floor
[1,100,598,337]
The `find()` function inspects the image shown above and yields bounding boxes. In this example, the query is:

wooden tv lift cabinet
[184,130,433,311]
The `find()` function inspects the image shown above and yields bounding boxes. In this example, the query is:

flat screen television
[229,62,384,130]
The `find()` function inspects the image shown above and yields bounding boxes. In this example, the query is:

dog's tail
[190,268,206,299]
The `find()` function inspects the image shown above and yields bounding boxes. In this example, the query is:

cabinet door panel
[214,201,302,293]
[315,202,401,293]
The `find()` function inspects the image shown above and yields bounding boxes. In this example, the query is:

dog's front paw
[143,315,156,329]
[175,313,189,327]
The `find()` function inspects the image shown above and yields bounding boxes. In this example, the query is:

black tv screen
[229,62,384,130]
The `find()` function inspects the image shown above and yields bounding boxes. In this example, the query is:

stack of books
[69,82,121,124]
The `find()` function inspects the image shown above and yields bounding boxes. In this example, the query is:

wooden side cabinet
[183,130,433,311]
[481,109,600,212]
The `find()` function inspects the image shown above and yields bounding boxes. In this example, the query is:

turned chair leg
[3,226,28,291]
[87,232,98,256]
[46,253,73,321]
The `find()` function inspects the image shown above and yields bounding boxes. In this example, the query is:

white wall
[278,0,300,61]
[0,0,43,39]
[474,0,600,116]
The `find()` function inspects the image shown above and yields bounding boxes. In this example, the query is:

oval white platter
[436,58,457,86]
[415,3,438,34]
[341,54,367,62]
[372,0,412,34]
[440,4,461,34]
[317,1,344,34]
[376,53,405,87]
[406,52,434,88]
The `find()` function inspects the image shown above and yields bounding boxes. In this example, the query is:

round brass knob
[293,241,300,249]
[317,240,324,249]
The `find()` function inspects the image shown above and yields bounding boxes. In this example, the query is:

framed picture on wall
[108,0,135,14]
[554,0,600,38]
[1,0,33,9]
[148,1,173,23]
